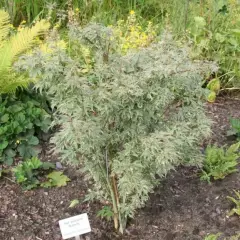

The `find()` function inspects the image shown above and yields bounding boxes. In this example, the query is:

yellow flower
[16,140,20,144]
[130,10,135,15]
[75,8,80,12]
[54,23,60,29]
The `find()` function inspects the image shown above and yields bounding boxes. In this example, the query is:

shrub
[200,143,240,183]
[0,93,51,165]
[18,25,216,232]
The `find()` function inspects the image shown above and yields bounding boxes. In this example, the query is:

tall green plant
[0,9,49,94]
[18,25,216,233]
[0,0,164,26]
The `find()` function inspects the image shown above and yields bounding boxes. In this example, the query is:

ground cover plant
[16,21,218,232]
[0,93,50,165]
[200,143,240,183]
[13,156,70,190]
[227,190,240,216]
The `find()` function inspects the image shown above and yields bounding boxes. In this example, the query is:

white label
[59,213,91,239]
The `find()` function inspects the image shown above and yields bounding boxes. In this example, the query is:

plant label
[59,213,91,239]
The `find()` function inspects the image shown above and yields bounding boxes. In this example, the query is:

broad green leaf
[46,171,70,187]
[5,148,16,157]
[1,114,9,123]
[5,156,14,166]
[27,136,39,145]
[0,140,8,150]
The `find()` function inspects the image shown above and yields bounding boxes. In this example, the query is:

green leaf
[46,171,70,187]
[40,181,53,188]
[194,16,206,28]
[17,144,40,158]
[5,156,14,166]
[9,105,23,113]
[41,162,55,170]
[69,199,80,208]
[204,233,222,240]
[97,206,114,221]
[215,33,225,43]
[0,140,8,150]
[5,148,16,158]
[27,136,39,145]
[28,157,42,169]
[1,114,9,123]
[226,142,240,154]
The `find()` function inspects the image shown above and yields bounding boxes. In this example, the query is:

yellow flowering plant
[109,11,157,54]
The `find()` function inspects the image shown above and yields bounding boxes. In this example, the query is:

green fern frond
[0,10,49,94]
[0,10,10,44]
[9,20,50,59]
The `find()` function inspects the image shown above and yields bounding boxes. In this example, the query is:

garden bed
[0,97,240,240]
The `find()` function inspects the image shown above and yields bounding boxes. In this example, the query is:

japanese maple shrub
[18,25,216,233]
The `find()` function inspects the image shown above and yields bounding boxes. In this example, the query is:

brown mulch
[0,97,240,240]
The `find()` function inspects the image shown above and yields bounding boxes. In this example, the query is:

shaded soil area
[1,97,240,240]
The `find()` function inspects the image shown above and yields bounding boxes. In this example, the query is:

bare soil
[0,97,240,240]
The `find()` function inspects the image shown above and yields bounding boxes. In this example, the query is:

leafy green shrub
[0,94,51,165]
[227,190,240,216]
[13,157,70,189]
[18,25,216,232]
[201,143,240,183]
